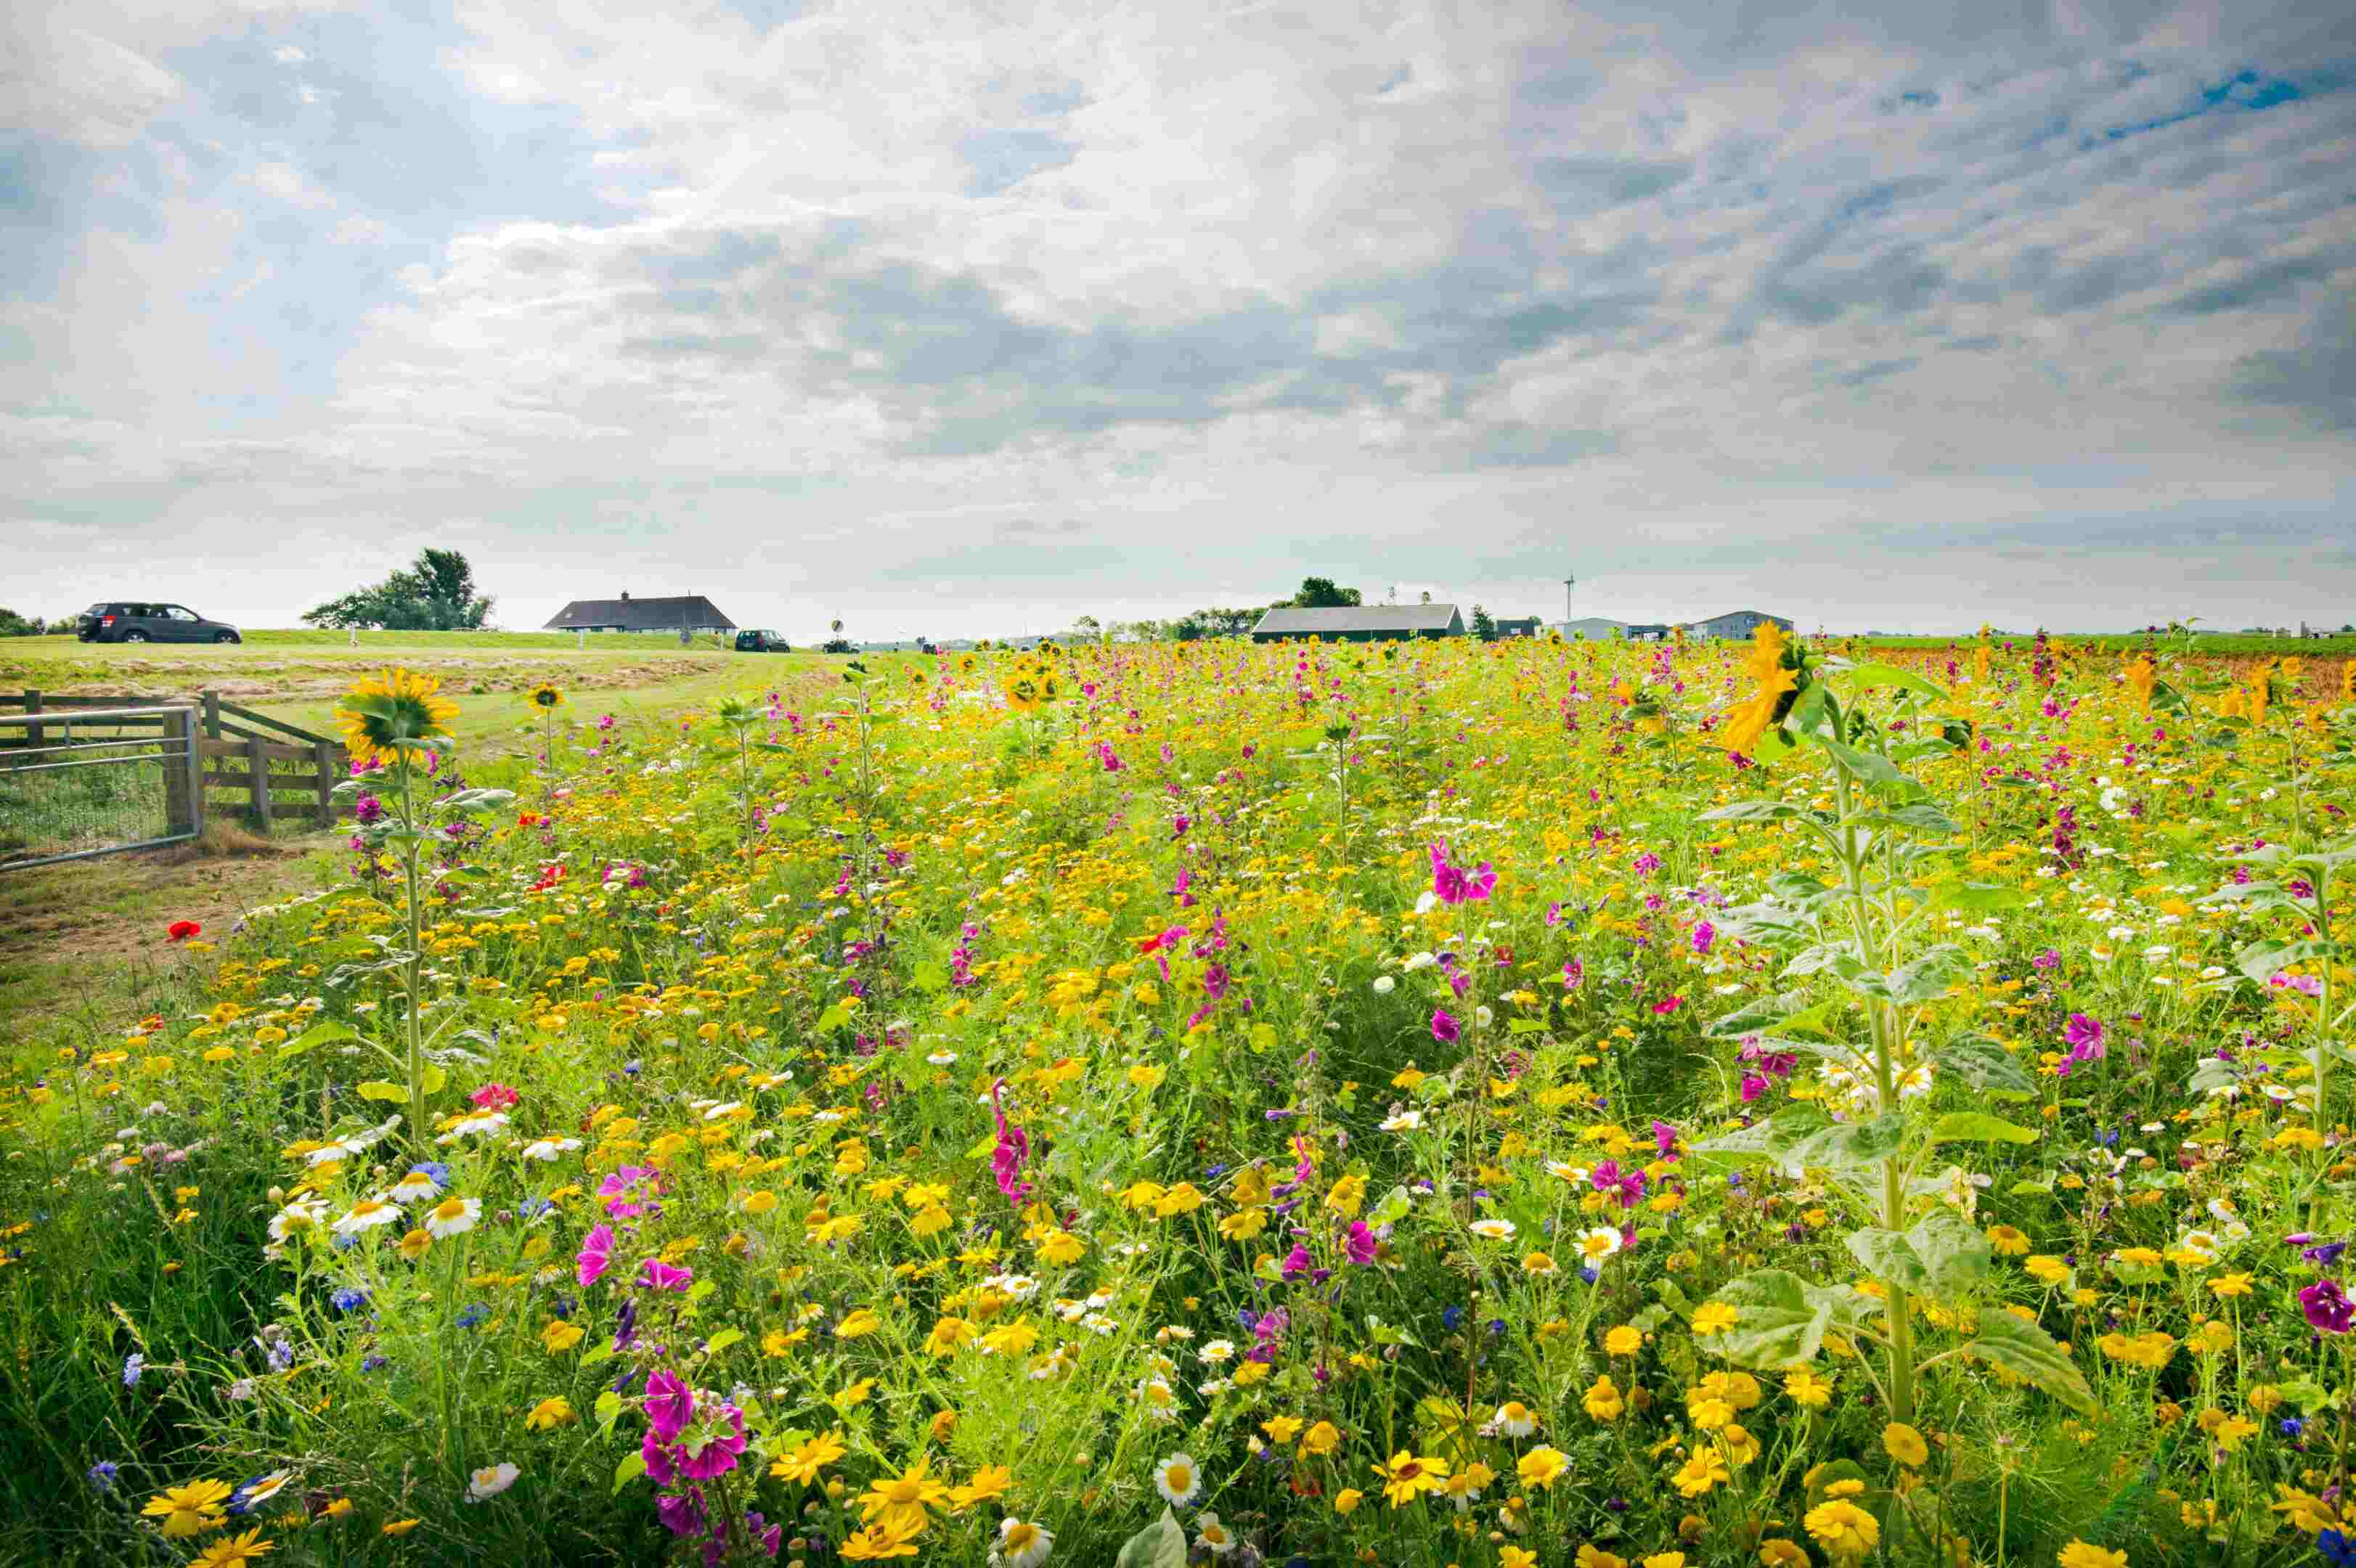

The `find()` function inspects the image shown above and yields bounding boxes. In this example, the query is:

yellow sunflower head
[335,667,459,765]
[528,682,565,711]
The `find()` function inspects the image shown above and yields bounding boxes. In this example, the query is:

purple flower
[1691,920,1716,955]
[988,1078,1032,1207]
[1344,1222,1378,1265]
[677,1405,747,1480]
[2031,948,2061,969]
[645,1369,696,1442]
[599,1166,660,1219]
[2302,1278,2354,1335]
[1280,1244,1315,1279]
[1428,841,1496,905]
[1562,958,1583,991]
[1431,1008,1460,1045]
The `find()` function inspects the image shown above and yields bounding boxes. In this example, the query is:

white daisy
[1152,1453,1202,1506]
[520,1137,581,1161]
[331,1197,403,1236]
[424,1196,481,1238]
[1469,1217,1517,1241]
[1196,1512,1236,1555]
[466,1461,520,1502]
[995,1517,1054,1568]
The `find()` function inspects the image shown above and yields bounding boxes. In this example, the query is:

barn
[1250,604,1465,642]
[1493,616,1544,639]
[544,592,737,636]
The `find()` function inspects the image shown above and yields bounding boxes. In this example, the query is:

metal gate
[0,706,205,870]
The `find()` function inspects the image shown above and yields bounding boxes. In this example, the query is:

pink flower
[1344,1222,1378,1265]
[599,1166,660,1218]
[676,1405,747,1479]
[644,1368,695,1442]
[1431,1008,1460,1044]
[638,1258,695,1294]
[470,1082,520,1110]
[576,1222,615,1289]
[1427,840,1496,905]
[988,1079,1032,1207]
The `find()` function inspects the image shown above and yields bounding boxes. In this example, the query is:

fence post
[312,740,335,826]
[23,690,38,754]
[203,690,221,740]
[246,733,269,828]
[161,709,193,836]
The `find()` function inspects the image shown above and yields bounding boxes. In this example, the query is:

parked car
[734,629,791,653]
[76,601,242,644]
[820,637,857,654]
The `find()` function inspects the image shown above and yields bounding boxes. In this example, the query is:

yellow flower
[1986,1225,2031,1256]
[527,682,565,711]
[2211,1273,2254,1299]
[2024,1254,2071,1285]
[1583,1374,1626,1421]
[1373,1450,1450,1508]
[539,1318,584,1354]
[1804,1499,1881,1559]
[144,1478,235,1538]
[1333,1488,1364,1515]
[1883,1422,1929,1468]
[837,1308,884,1339]
[2056,1543,2127,1568]
[333,667,460,766]
[1758,1541,1809,1567]
[1646,1555,1687,1568]
[191,1527,274,1568]
[1503,1550,1538,1568]
[1038,1230,1087,1265]
[1300,1421,1342,1457]
[839,1516,925,1561]
[382,1519,421,1536]
[1605,1325,1644,1357]
[1691,1302,1740,1336]
[1261,1416,1303,1446]
[1784,1371,1832,1408]
[1518,1446,1569,1489]
[771,1432,849,1487]
[1578,1550,1630,1568]
[856,1457,950,1536]
[950,1465,1011,1511]
[1671,1450,1728,1498]
[525,1396,576,1432]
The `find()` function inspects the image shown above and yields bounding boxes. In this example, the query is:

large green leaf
[1698,799,1806,824]
[2235,938,2339,985]
[1960,1311,2095,1415]
[1886,944,1972,1004]
[1929,880,2029,912]
[1931,1034,2037,1101]
[1816,738,1926,801]
[279,1019,359,1059]
[1115,1508,1189,1568]
[1846,1212,1993,1298]
[1928,1112,2038,1146]
[1704,1269,1876,1370]
[1692,1105,1833,1166]
[1783,1113,1907,1175]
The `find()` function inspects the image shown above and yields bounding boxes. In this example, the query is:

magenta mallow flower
[600,1166,661,1219]
[638,1258,695,1294]
[645,1369,696,1442]
[469,1082,519,1110]
[988,1078,1032,1206]
[1344,1222,1378,1265]
[2302,1278,2354,1335]
[1427,840,1496,905]
[677,1405,747,1480]
[576,1222,615,1289]
[1691,920,1716,955]
[1431,1008,1461,1045]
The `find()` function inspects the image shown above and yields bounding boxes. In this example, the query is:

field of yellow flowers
[4,628,2354,1568]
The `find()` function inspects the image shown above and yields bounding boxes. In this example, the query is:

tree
[303,548,494,631]
[1470,604,1499,642]
[1292,577,1363,608]
[1175,606,1266,640]
[0,608,43,637]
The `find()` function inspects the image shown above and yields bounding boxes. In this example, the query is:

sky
[4,0,2354,641]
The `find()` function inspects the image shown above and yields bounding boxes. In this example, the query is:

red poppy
[167,920,202,942]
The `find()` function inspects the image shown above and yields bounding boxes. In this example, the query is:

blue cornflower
[2319,1529,2356,1568]
[409,1161,451,1188]
[86,1461,118,1493]
[2282,1417,2306,1437]
[518,1196,554,1219]
[330,1286,370,1314]
[1441,1304,1464,1331]
[455,1304,489,1329]
[361,1354,389,1372]
[121,1353,144,1388]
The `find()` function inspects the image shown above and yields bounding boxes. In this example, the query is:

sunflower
[1720,621,1799,754]
[335,668,459,765]
[527,682,565,711]
[1003,668,1043,713]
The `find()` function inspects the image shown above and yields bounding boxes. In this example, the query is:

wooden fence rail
[1,689,346,826]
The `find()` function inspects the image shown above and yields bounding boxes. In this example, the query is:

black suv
[77,602,243,644]
[734,629,791,653]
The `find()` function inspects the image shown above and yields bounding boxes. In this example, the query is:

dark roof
[545,595,735,632]
[1687,609,1788,627]
[1252,604,1463,637]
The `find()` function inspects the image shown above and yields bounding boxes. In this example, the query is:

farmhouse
[1250,604,1465,642]
[1682,608,1792,640]
[544,592,737,635]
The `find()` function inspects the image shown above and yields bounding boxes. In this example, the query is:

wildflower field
[4,629,2355,1568]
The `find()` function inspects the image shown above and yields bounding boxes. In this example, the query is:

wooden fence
[1,689,347,828]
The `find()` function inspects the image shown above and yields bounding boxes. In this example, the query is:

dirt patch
[0,830,343,973]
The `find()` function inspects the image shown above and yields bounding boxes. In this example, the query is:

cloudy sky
[5,0,2354,639]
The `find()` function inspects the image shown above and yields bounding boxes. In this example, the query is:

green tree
[1175,606,1266,640]
[1292,577,1363,608]
[1470,604,1498,642]
[0,608,44,637]
[302,548,494,631]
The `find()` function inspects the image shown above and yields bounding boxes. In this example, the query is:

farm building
[1554,617,1628,641]
[1250,604,1465,642]
[1493,616,1544,639]
[1623,623,1674,641]
[1682,609,1792,640]
[543,592,736,635]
